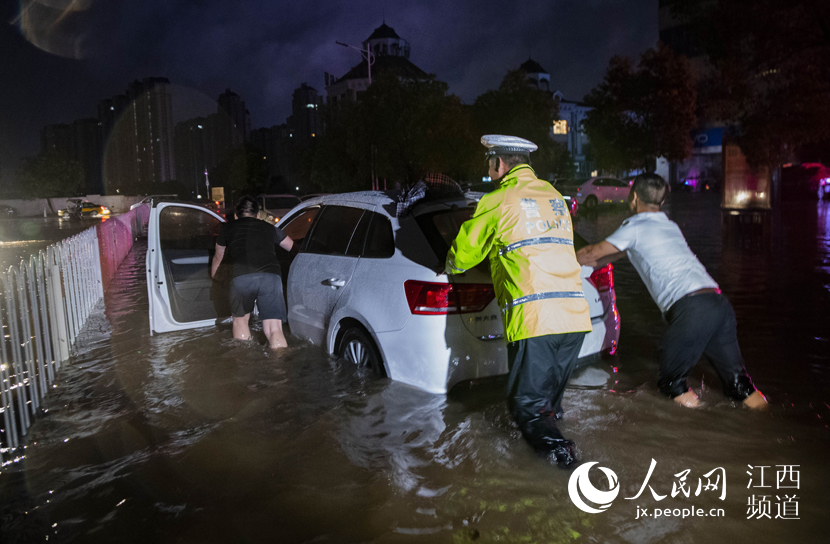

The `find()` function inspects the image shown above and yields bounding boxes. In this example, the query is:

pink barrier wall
[96,205,150,291]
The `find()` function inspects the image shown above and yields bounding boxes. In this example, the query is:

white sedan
[144,193,620,394]
[559,177,631,209]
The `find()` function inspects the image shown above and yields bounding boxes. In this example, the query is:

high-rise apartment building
[174,117,217,198]
[250,124,294,186]
[216,88,251,158]
[127,77,176,187]
[288,83,321,143]
[96,78,175,193]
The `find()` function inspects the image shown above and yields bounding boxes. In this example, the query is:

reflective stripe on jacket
[445,165,592,342]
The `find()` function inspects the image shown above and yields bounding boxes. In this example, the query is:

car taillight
[404,280,495,315]
[589,263,614,293]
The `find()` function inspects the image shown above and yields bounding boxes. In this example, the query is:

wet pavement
[1,193,828,543]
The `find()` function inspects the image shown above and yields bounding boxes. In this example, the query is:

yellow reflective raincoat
[445,165,592,342]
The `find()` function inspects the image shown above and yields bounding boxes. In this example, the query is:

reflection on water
[0,217,105,270]
[1,194,828,543]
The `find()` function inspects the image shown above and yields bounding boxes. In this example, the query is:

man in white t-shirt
[576,174,766,409]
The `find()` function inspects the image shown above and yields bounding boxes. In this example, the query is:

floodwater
[1,193,829,543]
[0,217,108,271]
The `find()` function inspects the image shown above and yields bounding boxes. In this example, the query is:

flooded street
[1,193,829,543]
[0,217,109,270]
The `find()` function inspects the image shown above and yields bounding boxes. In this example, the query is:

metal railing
[1,227,103,466]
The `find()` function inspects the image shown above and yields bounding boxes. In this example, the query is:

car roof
[286,190,475,219]
[300,190,396,208]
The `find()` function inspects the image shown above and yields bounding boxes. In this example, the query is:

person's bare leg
[743,390,768,410]
[232,314,252,341]
[262,319,288,349]
[674,390,700,408]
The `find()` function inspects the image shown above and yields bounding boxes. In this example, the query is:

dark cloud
[0,0,657,182]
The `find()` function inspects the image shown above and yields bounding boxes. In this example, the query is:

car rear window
[417,207,590,261]
[415,207,476,262]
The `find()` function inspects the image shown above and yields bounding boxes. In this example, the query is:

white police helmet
[481,134,538,158]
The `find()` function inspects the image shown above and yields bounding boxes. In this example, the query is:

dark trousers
[659,293,756,400]
[506,332,585,448]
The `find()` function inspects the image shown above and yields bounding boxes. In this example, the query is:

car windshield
[264,197,301,209]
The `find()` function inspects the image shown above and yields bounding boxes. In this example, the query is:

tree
[309,72,480,192]
[664,0,830,166]
[473,70,559,178]
[582,44,698,173]
[15,152,85,198]
[210,144,269,195]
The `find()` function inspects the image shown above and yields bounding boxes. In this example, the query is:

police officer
[444,135,592,465]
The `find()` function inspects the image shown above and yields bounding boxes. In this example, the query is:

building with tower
[326,23,428,106]
[517,59,593,176]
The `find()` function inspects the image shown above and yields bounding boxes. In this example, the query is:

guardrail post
[48,247,70,364]
[1,211,143,459]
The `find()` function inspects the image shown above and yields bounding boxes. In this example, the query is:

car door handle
[321,278,346,288]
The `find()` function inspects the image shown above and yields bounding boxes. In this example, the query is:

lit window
[553,120,568,134]
[311,133,315,137]
[307,104,315,108]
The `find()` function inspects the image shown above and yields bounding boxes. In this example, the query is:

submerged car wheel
[584,195,598,209]
[338,327,385,377]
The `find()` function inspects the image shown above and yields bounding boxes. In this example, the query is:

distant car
[557,177,630,209]
[57,199,111,219]
[131,195,179,210]
[256,194,302,224]
[0,204,17,217]
[144,192,620,394]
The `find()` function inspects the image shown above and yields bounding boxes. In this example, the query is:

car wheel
[338,327,386,377]
[584,195,598,209]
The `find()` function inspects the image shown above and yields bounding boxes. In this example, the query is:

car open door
[146,202,230,334]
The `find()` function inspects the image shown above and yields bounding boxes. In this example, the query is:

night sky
[0,0,657,185]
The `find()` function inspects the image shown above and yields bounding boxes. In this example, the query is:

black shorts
[229,272,287,321]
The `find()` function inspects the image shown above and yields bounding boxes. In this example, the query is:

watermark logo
[568,462,620,514]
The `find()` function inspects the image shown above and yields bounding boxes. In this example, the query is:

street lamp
[336,41,375,84]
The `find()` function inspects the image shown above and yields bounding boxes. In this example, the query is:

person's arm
[211,244,226,279]
[576,241,625,268]
[279,236,294,252]
[444,196,500,275]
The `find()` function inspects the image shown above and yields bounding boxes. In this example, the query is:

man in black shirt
[210,196,294,349]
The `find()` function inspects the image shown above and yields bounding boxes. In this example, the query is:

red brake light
[404,280,495,315]
[589,263,614,293]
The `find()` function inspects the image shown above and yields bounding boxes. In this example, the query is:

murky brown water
[1,194,828,543]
